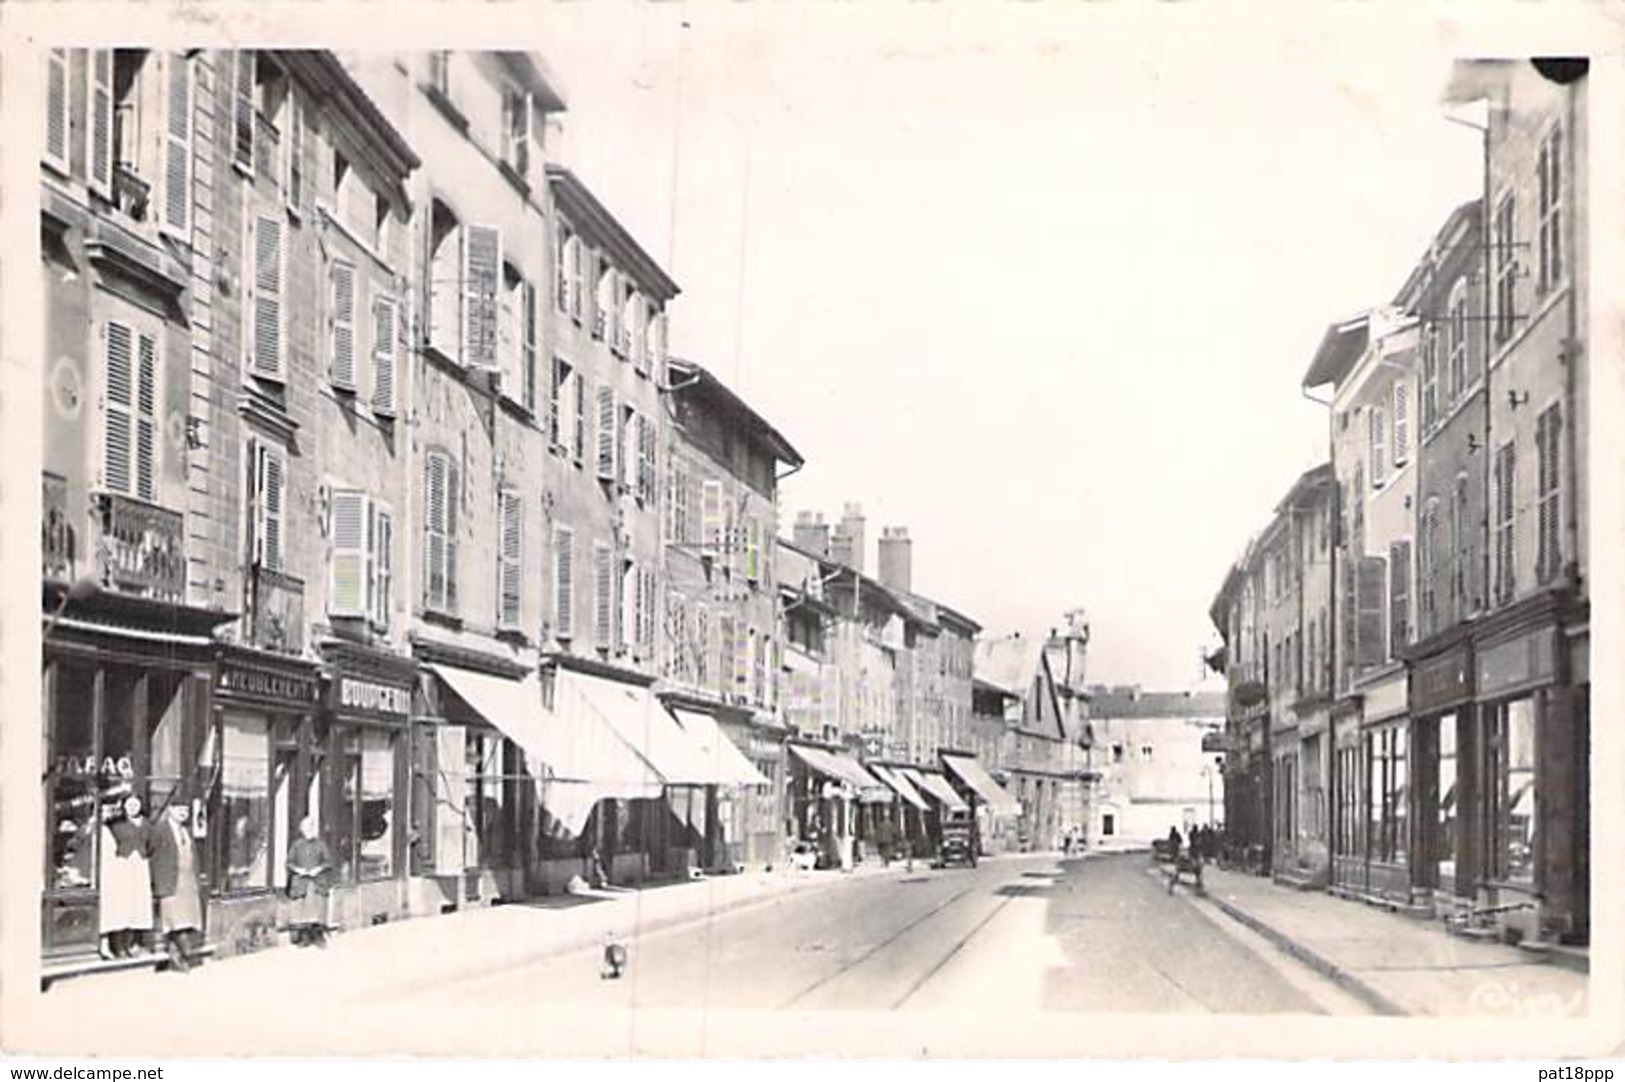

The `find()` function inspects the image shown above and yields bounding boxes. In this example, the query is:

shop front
[787,742,887,870]
[942,753,1021,856]
[1354,668,1414,906]
[712,707,788,870]
[664,701,772,873]
[41,605,220,971]
[321,643,417,928]
[1328,699,1364,895]
[1470,602,1587,944]
[420,659,535,908]
[203,646,323,957]
[901,766,969,857]
[1406,634,1475,912]
[869,762,930,855]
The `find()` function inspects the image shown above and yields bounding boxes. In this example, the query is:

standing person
[286,817,332,948]
[98,790,154,959]
[149,803,205,972]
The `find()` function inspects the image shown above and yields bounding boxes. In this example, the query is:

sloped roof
[1087,688,1228,720]
[973,634,1045,698]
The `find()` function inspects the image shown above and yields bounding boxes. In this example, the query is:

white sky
[522,4,1569,690]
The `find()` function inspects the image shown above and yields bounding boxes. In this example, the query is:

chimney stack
[793,511,830,558]
[830,502,866,573]
[878,526,912,593]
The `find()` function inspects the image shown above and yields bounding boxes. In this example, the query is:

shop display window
[1437,715,1457,881]
[47,662,99,893]
[1502,699,1537,884]
[218,711,273,893]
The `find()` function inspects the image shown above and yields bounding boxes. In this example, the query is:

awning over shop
[428,663,550,762]
[869,763,929,812]
[942,754,1022,817]
[788,743,889,800]
[564,671,716,787]
[901,767,969,812]
[668,705,770,787]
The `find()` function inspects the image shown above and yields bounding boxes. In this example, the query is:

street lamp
[1201,762,1217,827]
[43,576,99,639]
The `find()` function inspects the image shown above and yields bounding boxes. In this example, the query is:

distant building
[1086,687,1226,846]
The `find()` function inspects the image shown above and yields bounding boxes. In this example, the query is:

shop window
[217,711,273,893]
[1366,726,1407,866]
[337,726,397,882]
[1438,716,1457,882]
[1500,700,1537,885]
[47,661,100,893]
[465,731,510,869]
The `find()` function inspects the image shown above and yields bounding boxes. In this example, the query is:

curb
[1153,868,1409,1017]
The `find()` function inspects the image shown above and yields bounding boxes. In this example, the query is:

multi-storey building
[1208,461,1333,878]
[37,47,428,972]
[1304,307,1422,904]
[1043,614,1094,845]
[660,358,802,870]
[1086,687,1226,846]
[973,632,1071,850]
[1420,59,1591,945]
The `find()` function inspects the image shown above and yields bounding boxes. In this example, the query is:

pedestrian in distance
[149,802,205,972]
[286,817,332,948]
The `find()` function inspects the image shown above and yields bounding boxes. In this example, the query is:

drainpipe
[1303,384,1335,879]
[1561,79,1582,591]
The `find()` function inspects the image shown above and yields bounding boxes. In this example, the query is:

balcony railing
[42,473,76,582]
[248,565,305,655]
[94,492,185,603]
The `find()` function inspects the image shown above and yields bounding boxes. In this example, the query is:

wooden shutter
[621,408,637,490]
[135,331,157,503]
[1537,406,1561,583]
[329,490,368,617]
[554,527,574,639]
[1355,556,1387,669]
[573,376,587,461]
[251,441,285,573]
[596,385,616,481]
[1495,442,1516,602]
[1392,383,1409,466]
[554,226,570,313]
[746,516,761,582]
[622,291,640,365]
[701,480,723,553]
[498,490,523,630]
[89,50,113,196]
[104,321,135,495]
[522,281,538,413]
[595,265,613,343]
[372,506,393,627]
[45,49,69,171]
[719,614,736,690]
[372,295,397,417]
[252,214,284,379]
[593,543,613,649]
[548,358,565,447]
[462,225,501,369]
[1388,540,1411,658]
[1369,408,1386,485]
[330,261,356,389]
[425,452,448,610]
[636,414,652,502]
[433,724,467,876]
[162,53,193,235]
[234,51,255,172]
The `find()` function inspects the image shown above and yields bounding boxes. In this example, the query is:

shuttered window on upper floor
[102,320,159,504]
[45,49,70,173]
[498,489,524,631]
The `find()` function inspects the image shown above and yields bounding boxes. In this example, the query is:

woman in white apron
[97,792,154,959]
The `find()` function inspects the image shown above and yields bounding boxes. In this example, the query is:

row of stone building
[36,46,1095,980]
[1207,59,1592,951]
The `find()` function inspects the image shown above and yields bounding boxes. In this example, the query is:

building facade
[1087,688,1226,846]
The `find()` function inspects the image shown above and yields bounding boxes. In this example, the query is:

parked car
[937,811,978,868]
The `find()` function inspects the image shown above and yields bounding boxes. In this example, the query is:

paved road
[396,851,1341,1014]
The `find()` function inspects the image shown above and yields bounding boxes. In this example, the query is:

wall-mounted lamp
[1508,390,1530,410]
[1404,495,1413,511]
[1467,433,1481,455]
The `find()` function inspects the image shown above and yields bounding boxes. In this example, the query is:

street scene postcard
[0,0,1622,1065]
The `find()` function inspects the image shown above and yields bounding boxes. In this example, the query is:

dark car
[937,811,978,868]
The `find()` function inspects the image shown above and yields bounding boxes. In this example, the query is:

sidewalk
[36,858,915,1011]
[1169,864,1588,1017]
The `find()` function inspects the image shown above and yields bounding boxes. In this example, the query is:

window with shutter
[103,321,135,496]
[1355,557,1386,669]
[736,625,751,692]
[637,415,655,504]
[329,490,368,617]
[623,291,642,368]
[372,295,397,416]
[251,214,284,379]
[286,94,304,211]
[594,264,613,343]
[746,516,762,582]
[330,261,356,390]
[553,526,575,639]
[701,480,723,554]
[596,385,616,481]
[1392,384,1409,467]
[424,451,460,613]
[251,441,286,573]
[463,225,502,369]
[1369,407,1387,486]
[429,204,461,360]
[627,562,644,656]
[1494,194,1516,344]
[1536,405,1562,583]
[1447,280,1468,399]
[88,50,114,196]
[593,543,613,649]
[1537,126,1563,295]
[554,226,572,313]
[548,358,566,449]
[45,49,70,172]
[372,504,393,629]
[1421,330,1438,430]
[234,51,255,173]
[1389,540,1411,658]
[498,490,523,630]
[522,281,538,413]
[642,569,657,652]
[573,376,587,462]
[1494,441,1516,603]
[695,605,710,688]
[160,53,193,235]
[718,614,736,691]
